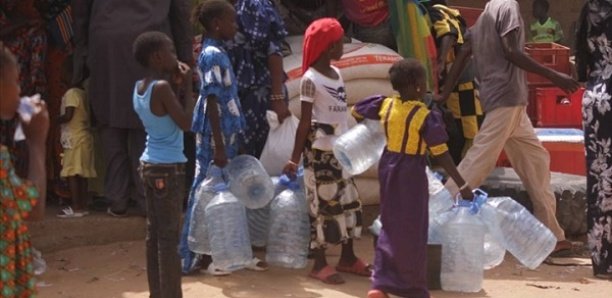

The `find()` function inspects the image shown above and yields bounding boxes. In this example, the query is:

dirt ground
[37,235,611,298]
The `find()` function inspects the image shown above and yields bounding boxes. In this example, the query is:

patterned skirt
[302,123,363,249]
[0,146,38,297]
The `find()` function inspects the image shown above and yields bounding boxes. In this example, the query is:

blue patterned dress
[226,0,288,158]
[179,38,246,273]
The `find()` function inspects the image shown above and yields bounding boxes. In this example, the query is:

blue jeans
[140,162,185,298]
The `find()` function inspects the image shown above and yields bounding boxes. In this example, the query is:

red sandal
[308,265,345,284]
[336,258,373,277]
[367,290,389,298]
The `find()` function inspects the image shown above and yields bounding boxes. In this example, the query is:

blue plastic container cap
[213,183,229,192]
[279,174,300,191]
[208,165,223,178]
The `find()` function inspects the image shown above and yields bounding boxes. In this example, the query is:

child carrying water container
[179,0,268,275]
[352,58,474,298]
[283,18,370,285]
[132,31,193,298]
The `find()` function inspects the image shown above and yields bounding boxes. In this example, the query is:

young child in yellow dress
[57,57,97,218]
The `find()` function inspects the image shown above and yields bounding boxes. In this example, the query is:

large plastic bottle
[426,168,454,245]
[205,183,253,271]
[441,200,486,293]
[479,196,556,269]
[187,165,224,255]
[483,233,506,270]
[246,176,286,248]
[333,119,386,176]
[266,175,310,269]
[225,155,275,209]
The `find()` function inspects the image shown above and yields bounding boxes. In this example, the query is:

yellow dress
[60,88,96,178]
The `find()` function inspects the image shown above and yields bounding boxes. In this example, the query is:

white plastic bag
[260,111,299,176]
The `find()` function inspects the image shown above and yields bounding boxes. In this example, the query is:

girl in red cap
[283,18,371,284]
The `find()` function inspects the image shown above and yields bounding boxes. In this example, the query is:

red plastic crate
[496,129,586,176]
[451,6,483,27]
[533,87,584,128]
[525,43,571,84]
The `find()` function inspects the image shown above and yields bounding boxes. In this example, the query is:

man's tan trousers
[445,106,566,241]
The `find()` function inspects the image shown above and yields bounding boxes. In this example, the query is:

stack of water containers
[188,155,313,272]
[187,155,277,272]
[335,119,557,292]
[266,175,310,268]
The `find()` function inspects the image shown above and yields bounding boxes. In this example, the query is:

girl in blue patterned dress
[179,0,248,275]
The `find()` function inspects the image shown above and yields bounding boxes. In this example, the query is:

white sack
[260,111,299,176]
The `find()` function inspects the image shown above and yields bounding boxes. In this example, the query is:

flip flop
[336,258,373,277]
[308,265,345,285]
[205,263,231,276]
[245,257,269,272]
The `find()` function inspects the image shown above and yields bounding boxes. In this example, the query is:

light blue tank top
[133,80,187,164]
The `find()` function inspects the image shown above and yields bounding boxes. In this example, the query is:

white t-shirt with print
[300,66,349,150]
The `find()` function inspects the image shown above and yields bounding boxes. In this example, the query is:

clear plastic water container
[187,165,224,255]
[479,197,556,269]
[483,232,506,270]
[205,183,253,271]
[427,168,454,245]
[266,175,310,269]
[247,205,270,248]
[225,155,275,209]
[441,200,486,293]
[333,119,386,176]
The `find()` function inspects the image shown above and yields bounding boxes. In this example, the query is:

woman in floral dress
[576,0,612,279]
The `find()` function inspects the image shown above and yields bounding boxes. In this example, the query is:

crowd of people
[1,0,611,297]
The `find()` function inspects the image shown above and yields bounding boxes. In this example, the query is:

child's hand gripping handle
[279,174,300,191]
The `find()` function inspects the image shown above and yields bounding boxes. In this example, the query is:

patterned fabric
[352,95,449,156]
[226,0,288,158]
[180,38,245,274]
[302,123,363,249]
[227,0,288,90]
[0,118,26,178]
[428,4,484,162]
[576,0,612,277]
[388,0,438,93]
[47,5,73,50]
[0,145,38,297]
[0,3,48,98]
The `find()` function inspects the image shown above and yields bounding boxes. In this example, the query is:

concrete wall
[447,0,586,49]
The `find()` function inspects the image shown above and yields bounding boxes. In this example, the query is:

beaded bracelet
[270,93,285,101]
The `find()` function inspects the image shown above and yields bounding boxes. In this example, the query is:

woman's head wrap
[302,18,344,74]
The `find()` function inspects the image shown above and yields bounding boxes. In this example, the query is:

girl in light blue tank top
[133,80,187,164]
[131,31,194,298]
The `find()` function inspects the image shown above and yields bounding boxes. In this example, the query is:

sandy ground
[37,235,611,298]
